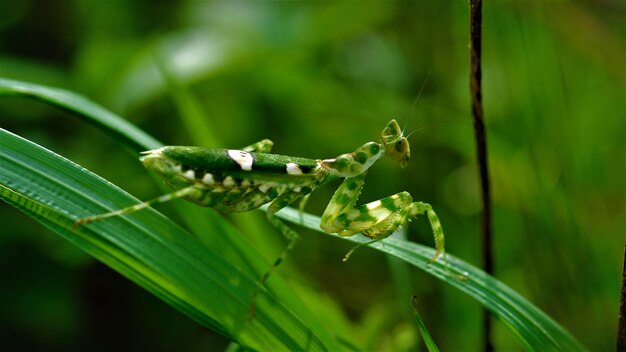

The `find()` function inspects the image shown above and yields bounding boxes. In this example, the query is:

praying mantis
[75,119,445,318]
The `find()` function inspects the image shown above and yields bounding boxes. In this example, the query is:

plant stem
[617,239,626,350]
[469,0,494,351]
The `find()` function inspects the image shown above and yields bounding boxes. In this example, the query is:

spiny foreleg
[320,173,445,263]
[321,175,412,240]
[409,201,445,263]
[320,173,411,248]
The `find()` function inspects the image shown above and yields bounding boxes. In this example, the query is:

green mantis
[75,119,445,317]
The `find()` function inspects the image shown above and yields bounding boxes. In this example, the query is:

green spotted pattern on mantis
[75,119,446,318]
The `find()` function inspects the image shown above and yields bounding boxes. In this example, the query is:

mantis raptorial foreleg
[320,151,445,263]
[409,201,445,263]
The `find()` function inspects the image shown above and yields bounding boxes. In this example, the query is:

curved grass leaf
[0,77,342,349]
[0,77,269,275]
[277,206,587,351]
[0,128,340,350]
[0,78,587,350]
[0,76,333,338]
[0,77,160,151]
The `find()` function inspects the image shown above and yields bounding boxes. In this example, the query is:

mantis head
[381,119,410,167]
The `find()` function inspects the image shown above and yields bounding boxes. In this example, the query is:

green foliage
[1,2,622,350]
[1,78,586,350]
[0,126,339,351]
[411,296,439,352]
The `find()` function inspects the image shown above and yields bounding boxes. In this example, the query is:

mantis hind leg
[73,186,200,228]
[249,191,301,319]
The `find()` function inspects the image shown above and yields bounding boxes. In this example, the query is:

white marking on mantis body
[259,183,271,193]
[183,169,195,180]
[241,180,251,187]
[141,147,165,155]
[202,173,215,185]
[173,164,182,173]
[223,176,235,187]
[293,186,302,192]
[366,200,382,210]
[228,150,253,171]
[286,162,302,175]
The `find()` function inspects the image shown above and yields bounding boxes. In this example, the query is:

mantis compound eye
[381,120,410,167]
[388,138,410,167]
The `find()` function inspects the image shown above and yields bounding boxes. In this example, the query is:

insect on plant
[75,119,446,318]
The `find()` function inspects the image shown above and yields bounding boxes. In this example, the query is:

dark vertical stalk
[618,240,626,350]
[469,0,494,351]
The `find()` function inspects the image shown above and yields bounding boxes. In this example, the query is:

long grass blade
[276,207,587,351]
[0,127,340,351]
[0,78,586,350]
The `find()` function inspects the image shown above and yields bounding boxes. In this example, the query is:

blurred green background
[0,1,623,350]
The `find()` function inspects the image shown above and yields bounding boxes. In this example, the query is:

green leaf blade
[276,207,587,351]
[0,127,339,351]
[0,77,161,151]
[0,78,587,351]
